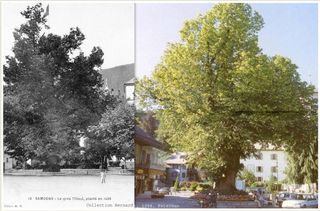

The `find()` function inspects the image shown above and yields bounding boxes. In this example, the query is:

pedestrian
[100,169,107,183]
[258,193,264,208]
[209,191,217,208]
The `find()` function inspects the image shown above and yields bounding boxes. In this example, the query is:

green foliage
[239,168,256,187]
[180,181,198,189]
[189,181,199,191]
[285,120,318,184]
[197,183,213,193]
[174,176,180,191]
[3,3,115,165]
[136,3,317,190]
[181,187,187,191]
[196,186,203,192]
[250,181,265,188]
[266,176,281,193]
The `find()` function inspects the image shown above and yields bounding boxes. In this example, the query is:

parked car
[275,192,297,207]
[158,187,170,195]
[151,187,169,198]
[282,193,318,208]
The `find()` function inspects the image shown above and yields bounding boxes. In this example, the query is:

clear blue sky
[136,3,318,89]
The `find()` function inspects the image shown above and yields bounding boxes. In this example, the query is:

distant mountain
[99,63,134,97]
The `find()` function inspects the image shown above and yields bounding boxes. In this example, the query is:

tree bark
[216,154,241,192]
[216,169,237,191]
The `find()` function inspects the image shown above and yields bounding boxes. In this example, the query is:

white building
[240,144,287,182]
[165,152,188,186]
[165,152,200,186]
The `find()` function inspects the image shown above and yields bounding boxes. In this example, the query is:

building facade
[135,127,166,197]
[240,146,287,182]
[165,152,200,186]
[3,147,17,171]
[3,153,16,170]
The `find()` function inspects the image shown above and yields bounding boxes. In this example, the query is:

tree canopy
[238,168,256,187]
[3,3,115,164]
[137,3,317,190]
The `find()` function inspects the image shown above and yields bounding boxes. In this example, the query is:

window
[256,152,263,160]
[6,158,9,163]
[271,154,278,160]
[146,154,151,164]
[182,172,186,178]
[271,166,277,173]
[256,166,263,172]
[257,177,263,182]
[141,150,146,164]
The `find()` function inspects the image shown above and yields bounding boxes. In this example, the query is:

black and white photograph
[2,2,134,210]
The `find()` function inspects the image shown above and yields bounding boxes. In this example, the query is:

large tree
[4,4,113,168]
[284,105,317,185]
[137,3,317,190]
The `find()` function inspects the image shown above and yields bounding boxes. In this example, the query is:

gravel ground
[3,175,134,210]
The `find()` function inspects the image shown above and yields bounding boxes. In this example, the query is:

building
[240,91,317,183]
[135,127,166,197]
[165,152,200,186]
[4,153,16,170]
[240,144,287,182]
[100,63,135,100]
[3,147,16,171]
[124,77,135,105]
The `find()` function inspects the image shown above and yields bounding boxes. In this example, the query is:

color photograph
[135,2,318,209]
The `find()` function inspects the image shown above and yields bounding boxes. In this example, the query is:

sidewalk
[135,191,200,208]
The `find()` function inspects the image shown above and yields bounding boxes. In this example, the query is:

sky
[2,2,134,69]
[136,3,318,89]
[2,3,318,88]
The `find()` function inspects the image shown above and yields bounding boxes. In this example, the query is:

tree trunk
[216,154,241,192]
[216,169,237,191]
[100,156,104,169]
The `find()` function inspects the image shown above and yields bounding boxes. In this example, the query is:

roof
[254,143,284,151]
[124,77,135,85]
[135,127,164,150]
[99,63,134,95]
[165,152,187,165]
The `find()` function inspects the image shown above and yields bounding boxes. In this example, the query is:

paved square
[135,194,200,208]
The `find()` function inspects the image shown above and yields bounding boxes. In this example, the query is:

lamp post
[276,161,278,181]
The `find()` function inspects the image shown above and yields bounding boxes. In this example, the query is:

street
[3,175,134,210]
[135,192,200,208]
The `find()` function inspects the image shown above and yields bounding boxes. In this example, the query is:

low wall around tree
[4,168,133,176]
